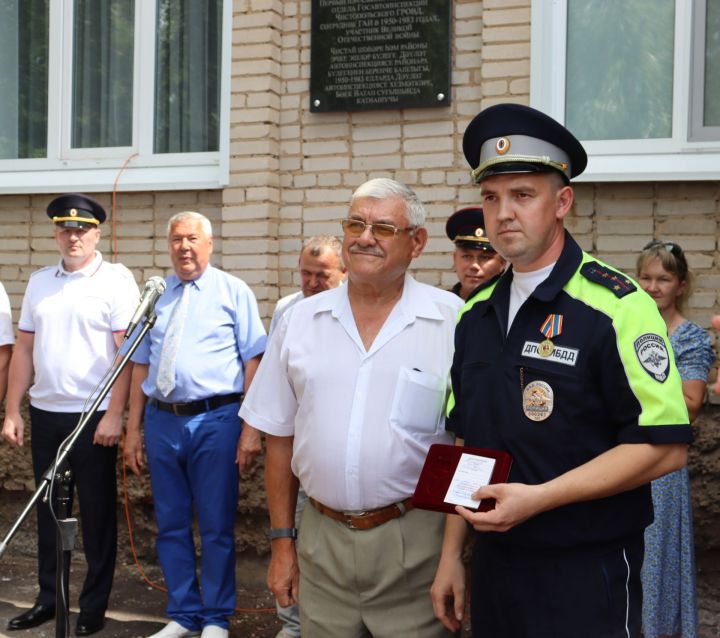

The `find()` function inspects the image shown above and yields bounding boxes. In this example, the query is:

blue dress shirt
[132,264,266,402]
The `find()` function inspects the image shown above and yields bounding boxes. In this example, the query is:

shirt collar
[398,274,446,322]
[478,230,582,320]
[56,251,102,277]
[530,231,583,301]
[167,263,214,291]
[313,273,445,322]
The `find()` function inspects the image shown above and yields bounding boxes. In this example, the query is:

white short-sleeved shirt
[19,252,139,412]
[268,290,303,337]
[0,281,14,346]
[240,275,463,511]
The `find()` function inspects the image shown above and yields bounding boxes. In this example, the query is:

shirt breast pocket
[389,367,446,435]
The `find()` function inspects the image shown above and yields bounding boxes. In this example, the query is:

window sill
[0,155,228,193]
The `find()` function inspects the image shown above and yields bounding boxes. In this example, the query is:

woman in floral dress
[637,240,715,638]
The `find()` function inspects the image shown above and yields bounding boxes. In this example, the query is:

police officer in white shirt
[2,194,138,636]
[241,178,461,638]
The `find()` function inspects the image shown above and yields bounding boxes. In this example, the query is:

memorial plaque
[310,0,451,112]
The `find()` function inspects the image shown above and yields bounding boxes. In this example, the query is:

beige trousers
[297,503,453,638]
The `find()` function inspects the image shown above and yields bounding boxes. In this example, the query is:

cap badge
[495,137,511,155]
[69,208,77,217]
[474,228,485,238]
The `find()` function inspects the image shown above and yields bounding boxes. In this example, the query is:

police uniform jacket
[447,231,692,549]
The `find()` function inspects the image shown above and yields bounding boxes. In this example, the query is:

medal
[522,380,554,421]
[538,339,554,357]
[538,313,563,357]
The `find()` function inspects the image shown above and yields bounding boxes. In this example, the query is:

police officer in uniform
[2,194,138,635]
[446,206,505,300]
[430,104,691,638]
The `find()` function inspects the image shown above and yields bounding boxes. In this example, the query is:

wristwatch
[270,527,298,540]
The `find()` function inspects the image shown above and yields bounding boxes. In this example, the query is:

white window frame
[690,0,720,141]
[530,0,720,181]
[0,0,231,194]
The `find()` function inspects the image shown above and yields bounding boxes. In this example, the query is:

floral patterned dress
[641,320,715,638]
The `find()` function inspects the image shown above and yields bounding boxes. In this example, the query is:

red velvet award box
[412,443,513,514]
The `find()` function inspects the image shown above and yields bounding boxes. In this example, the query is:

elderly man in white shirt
[240,178,460,638]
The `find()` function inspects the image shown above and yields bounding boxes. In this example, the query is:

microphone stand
[0,310,158,638]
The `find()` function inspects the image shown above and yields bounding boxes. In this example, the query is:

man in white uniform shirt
[2,193,138,636]
[240,178,460,638]
[267,234,345,638]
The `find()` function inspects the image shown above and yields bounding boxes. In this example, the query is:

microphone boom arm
[0,308,158,558]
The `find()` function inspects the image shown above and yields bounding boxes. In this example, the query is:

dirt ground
[0,401,718,636]
[0,554,281,638]
[0,490,284,638]
[0,490,716,637]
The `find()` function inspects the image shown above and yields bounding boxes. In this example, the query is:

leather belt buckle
[151,393,241,417]
[309,497,413,531]
[345,511,367,530]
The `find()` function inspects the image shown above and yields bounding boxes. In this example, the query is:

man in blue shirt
[124,211,266,638]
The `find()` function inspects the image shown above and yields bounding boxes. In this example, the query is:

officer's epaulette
[580,261,636,298]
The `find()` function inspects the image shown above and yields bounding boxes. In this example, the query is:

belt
[148,393,243,417]
[309,497,414,530]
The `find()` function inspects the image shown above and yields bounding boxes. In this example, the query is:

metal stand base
[0,314,156,638]
[54,468,76,638]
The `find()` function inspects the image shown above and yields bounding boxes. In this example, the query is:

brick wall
[1,0,720,558]
[220,0,533,319]
[0,0,717,341]
[0,192,222,315]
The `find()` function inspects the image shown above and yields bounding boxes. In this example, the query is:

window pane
[705,0,720,126]
[72,0,134,148]
[0,0,48,159]
[565,0,674,140]
[154,0,222,154]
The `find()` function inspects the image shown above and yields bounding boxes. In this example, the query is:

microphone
[124,276,166,339]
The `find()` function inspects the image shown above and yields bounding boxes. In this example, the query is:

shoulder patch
[634,333,670,382]
[580,261,636,298]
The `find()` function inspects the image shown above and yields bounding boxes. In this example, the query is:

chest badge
[522,380,554,422]
[538,313,563,357]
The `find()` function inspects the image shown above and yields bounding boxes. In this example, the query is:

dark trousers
[471,534,644,638]
[30,406,118,612]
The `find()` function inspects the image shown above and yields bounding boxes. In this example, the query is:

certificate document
[444,453,496,508]
[412,443,512,514]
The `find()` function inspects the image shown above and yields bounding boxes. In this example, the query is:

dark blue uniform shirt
[447,232,692,549]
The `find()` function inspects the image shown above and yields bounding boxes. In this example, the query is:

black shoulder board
[580,261,637,298]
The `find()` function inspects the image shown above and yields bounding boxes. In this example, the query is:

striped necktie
[156,280,191,397]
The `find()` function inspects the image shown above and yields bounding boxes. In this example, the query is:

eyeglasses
[643,240,683,257]
[341,218,416,240]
